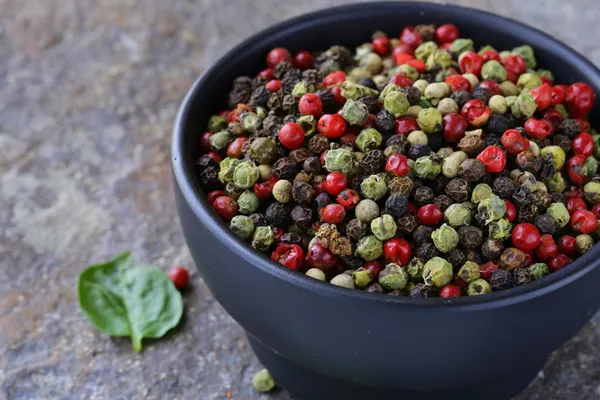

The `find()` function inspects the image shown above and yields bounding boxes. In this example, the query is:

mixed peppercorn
[196,23,600,298]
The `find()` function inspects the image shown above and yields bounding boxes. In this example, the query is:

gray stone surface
[1,0,600,399]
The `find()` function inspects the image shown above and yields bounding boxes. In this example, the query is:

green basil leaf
[78,252,183,352]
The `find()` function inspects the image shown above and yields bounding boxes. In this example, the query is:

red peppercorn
[478,80,501,96]
[392,44,414,59]
[480,49,501,63]
[407,202,418,216]
[272,226,285,242]
[461,99,490,127]
[206,152,222,162]
[445,74,472,92]
[226,136,249,158]
[504,200,517,222]
[400,26,423,48]
[558,236,578,255]
[265,80,282,92]
[168,266,190,289]
[523,251,534,268]
[363,114,377,128]
[321,204,345,224]
[318,114,347,139]
[406,58,426,73]
[565,187,585,199]
[394,117,419,136]
[200,131,213,153]
[257,67,274,80]
[212,196,238,222]
[206,190,225,206]
[501,129,530,154]
[435,24,459,44]
[385,153,410,176]
[440,284,462,298]
[565,82,596,118]
[512,223,541,251]
[305,242,338,271]
[440,42,453,51]
[322,71,346,87]
[324,172,348,196]
[524,118,552,139]
[395,52,415,66]
[337,188,360,209]
[299,93,323,117]
[293,50,314,70]
[579,119,591,132]
[383,238,412,266]
[266,47,292,68]
[503,55,526,76]
[548,254,571,272]
[550,84,566,106]
[542,109,564,129]
[535,234,558,262]
[340,133,357,147]
[479,262,499,280]
[330,86,346,105]
[364,261,384,280]
[529,83,553,110]
[417,204,443,225]
[441,113,468,143]
[278,122,305,149]
[271,244,305,270]
[254,175,278,200]
[573,132,594,157]
[477,146,507,173]
[390,74,413,87]
[506,71,518,84]
[372,36,390,56]
[227,104,251,123]
[567,197,588,215]
[566,155,591,186]
[571,210,599,233]
[592,203,600,219]
[459,51,483,76]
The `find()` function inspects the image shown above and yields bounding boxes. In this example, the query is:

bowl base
[248,335,543,400]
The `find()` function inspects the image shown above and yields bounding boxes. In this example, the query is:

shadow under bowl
[172,3,600,399]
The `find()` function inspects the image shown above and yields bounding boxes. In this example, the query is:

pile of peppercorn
[196,23,600,298]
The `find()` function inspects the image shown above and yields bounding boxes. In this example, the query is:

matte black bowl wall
[173,3,600,399]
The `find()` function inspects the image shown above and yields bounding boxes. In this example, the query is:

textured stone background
[2,0,600,399]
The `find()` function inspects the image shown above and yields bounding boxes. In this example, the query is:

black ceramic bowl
[173,3,600,399]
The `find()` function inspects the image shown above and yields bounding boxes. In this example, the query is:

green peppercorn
[451,38,474,54]
[396,64,420,81]
[506,92,537,119]
[413,79,429,94]
[359,52,383,74]
[488,218,512,240]
[414,155,442,179]
[481,60,507,82]
[417,108,442,134]
[406,258,424,281]
[426,49,453,69]
[253,369,275,393]
[442,151,468,178]
[488,95,507,114]
[355,235,384,261]
[272,179,292,203]
[545,172,567,193]
[230,215,255,240]
[407,130,428,145]
[342,99,369,125]
[457,261,481,283]
[352,267,374,288]
[584,181,600,203]
[355,199,380,223]
[330,273,355,289]
[306,268,326,281]
[437,97,459,115]
[237,190,260,215]
[540,145,566,170]
[471,183,493,204]
[462,73,479,89]
[250,137,278,164]
[356,128,383,152]
[444,203,472,227]
[252,226,275,252]
[547,202,570,228]
[341,80,379,100]
[422,257,453,287]
[209,130,232,152]
[424,82,451,106]
[208,115,227,133]
[467,279,492,296]
[517,72,542,91]
[324,148,354,173]
[478,195,506,223]
[384,91,410,117]
[415,41,438,60]
[371,214,397,241]
[297,115,316,136]
[379,263,409,290]
[233,161,259,189]
[218,157,241,184]
[512,45,537,69]
[528,263,549,281]
[576,234,594,253]
[500,81,519,97]
[554,103,569,118]
[240,112,262,133]
[431,224,459,253]
[361,174,387,201]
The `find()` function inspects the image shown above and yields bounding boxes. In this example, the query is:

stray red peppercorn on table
[195,23,600,298]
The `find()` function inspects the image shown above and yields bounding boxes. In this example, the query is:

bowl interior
[173,2,600,305]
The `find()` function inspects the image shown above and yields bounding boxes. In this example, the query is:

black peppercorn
[361,150,386,174]
[196,154,218,170]
[375,109,396,133]
[465,249,486,265]
[534,213,557,234]
[551,193,566,204]
[273,61,294,79]
[384,194,409,217]
[308,135,329,155]
[397,214,418,233]
[484,113,519,136]
[252,76,268,90]
[346,218,367,240]
[531,189,552,211]
[490,269,515,290]
[303,156,322,175]
[433,195,451,212]
[425,175,449,196]
[518,203,538,223]
[316,88,338,113]
[290,204,312,229]
[282,94,298,114]
[426,132,445,152]
[493,176,516,199]
[481,238,504,260]
[401,86,421,105]
[302,69,322,86]
[471,87,493,104]
[409,283,437,298]
[340,254,364,270]
[272,157,298,180]
[359,95,380,114]
[450,90,472,108]
[248,86,271,108]
[413,186,435,205]
[552,134,572,154]
[292,181,315,204]
[228,77,252,108]
[446,178,470,202]
[413,225,434,245]
[513,268,532,286]
[289,148,311,164]
[249,213,267,227]
[280,232,302,245]
[357,77,378,90]
[408,144,432,160]
[484,134,501,147]
[266,202,291,226]
[458,226,484,248]
[458,159,486,182]
[262,114,282,134]
[512,186,532,206]
[366,282,384,293]
[199,166,221,189]
[388,176,414,197]
[556,119,581,138]
[385,132,407,149]
[447,249,466,269]
[313,191,332,214]
[516,151,542,173]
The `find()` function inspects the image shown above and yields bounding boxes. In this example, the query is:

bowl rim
[172,1,600,308]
